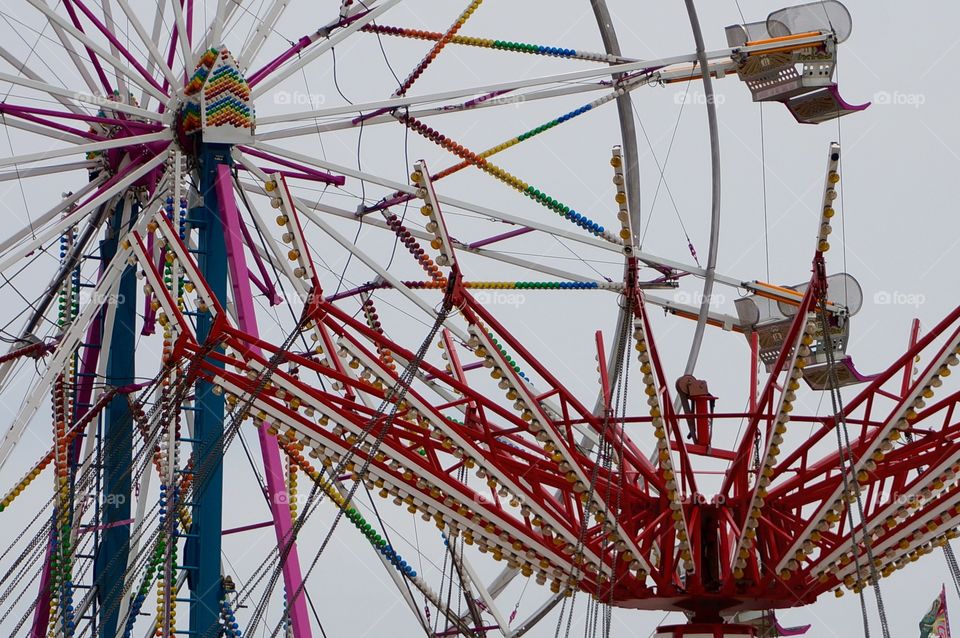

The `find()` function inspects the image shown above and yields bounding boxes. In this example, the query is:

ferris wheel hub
[174,46,255,151]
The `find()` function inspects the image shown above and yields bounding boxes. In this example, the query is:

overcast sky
[0,0,956,636]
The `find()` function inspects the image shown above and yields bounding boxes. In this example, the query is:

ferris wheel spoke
[252,51,680,127]
[0,103,167,136]
[0,150,167,276]
[0,250,128,472]
[246,178,619,288]
[248,0,402,97]
[208,0,231,52]
[168,0,193,83]
[237,146,345,185]
[256,81,621,143]
[0,177,104,294]
[133,0,171,109]
[113,0,182,90]
[0,131,170,170]
[359,23,625,65]
[28,0,169,103]
[237,0,291,73]
[0,114,90,145]
[96,0,132,98]
[60,0,115,95]
[0,47,86,116]
[40,7,105,97]
[0,110,98,143]
[192,0,245,59]
[243,143,623,257]
[258,30,831,128]
[0,70,165,121]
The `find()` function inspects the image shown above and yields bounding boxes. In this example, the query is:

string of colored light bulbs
[277,437,420,580]
[361,295,398,373]
[392,0,484,98]
[361,24,623,64]
[376,213,621,296]
[50,218,80,637]
[392,94,640,243]
[361,71,650,224]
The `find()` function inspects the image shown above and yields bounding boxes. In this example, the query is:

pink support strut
[215,164,313,638]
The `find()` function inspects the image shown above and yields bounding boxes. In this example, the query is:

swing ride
[0,1,954,637]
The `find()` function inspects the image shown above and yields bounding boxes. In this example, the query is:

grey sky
[0,1,955,636]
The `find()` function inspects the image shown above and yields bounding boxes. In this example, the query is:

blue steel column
[95,198,137,638]
[185,143,230,637]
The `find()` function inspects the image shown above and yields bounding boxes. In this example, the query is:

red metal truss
[98,163,960,619]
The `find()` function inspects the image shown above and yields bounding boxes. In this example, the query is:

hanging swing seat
[734,274,873,388]
[725,1,869,124]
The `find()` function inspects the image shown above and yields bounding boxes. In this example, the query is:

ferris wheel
[0,1,953,638]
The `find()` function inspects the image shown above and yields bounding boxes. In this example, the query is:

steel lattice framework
[0,1,948,637]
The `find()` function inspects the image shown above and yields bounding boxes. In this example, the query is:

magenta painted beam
[351,106,392,127]
[160,0,185,103]
[67,0,168,96]
[236,147,345,186]
[324,281,384,302]
[223,520,274,536]
[75,150,169,213]
[0,104,163,133]
[245,10,372,86]
[467,226,534,249]
[29,535,54,638]
[185,0,194,47]
[237,165,345,187]
[361,192,412,215]
[61,0,113,95]
[219,168,261,346]
[249,270,280,303]
[141,237,158,335]
[215,164,313,638]
[235,207,282,305]
[248,35,316,87]
[0,110,102,141]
